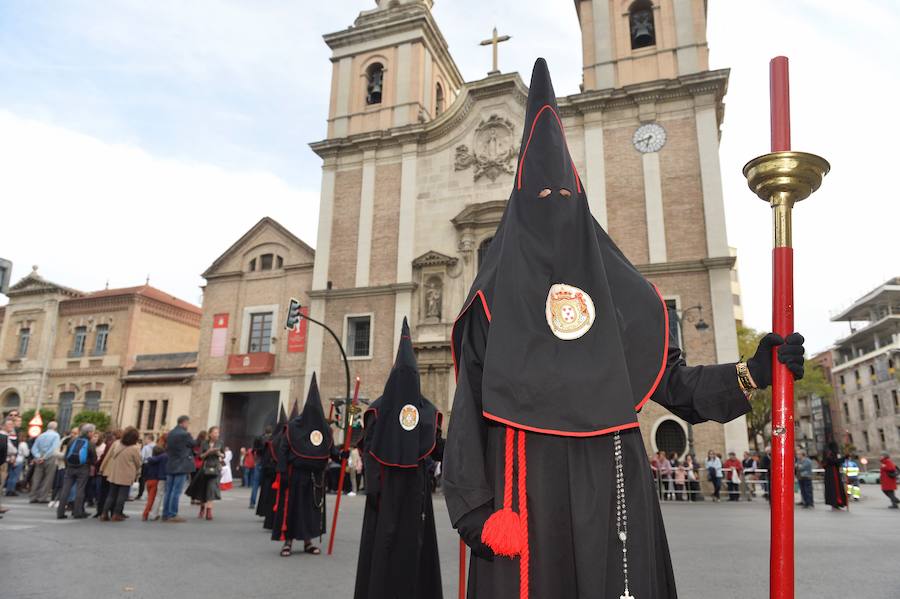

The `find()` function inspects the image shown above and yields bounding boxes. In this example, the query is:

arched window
[477,237,493,268]
[628,1,656,50]
[2,391,20,415]
[655,419,686,457]
[435,83,445,116]
[366,63,384,105]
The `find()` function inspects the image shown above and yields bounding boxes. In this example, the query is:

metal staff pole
[742,56,829,599]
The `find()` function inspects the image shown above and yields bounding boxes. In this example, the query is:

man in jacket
[795,451,814,508]
[56,423,97,519]
[162,415,195,522]
[30,421,61,503]
[879,451,899,509]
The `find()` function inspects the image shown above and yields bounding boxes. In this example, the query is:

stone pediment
[7,268,83,299]
[412,251,458,268]
[451,200,507,229]
[202,216,315,278]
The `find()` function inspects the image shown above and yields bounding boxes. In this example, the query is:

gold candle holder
[743,151,830,247]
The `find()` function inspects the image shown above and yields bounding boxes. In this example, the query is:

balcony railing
[227,352,275,375]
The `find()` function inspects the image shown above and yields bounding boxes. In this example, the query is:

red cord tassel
[517,430,529,599]
[280,465,292,541]
[481,427,523,557]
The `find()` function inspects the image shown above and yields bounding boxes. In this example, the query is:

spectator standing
[91,431,116,513]
[822,442,847,511]
[706,450,723,502]
[142,440,169,521]
[760,446,772,501]
[684,454,699,501]
[879,451,899,509]
[795,451,814,508]
[349,447,363,496]
[657,451,673,500]
[723,452,743,501]
[56,424,97,519]
[162,415,195,523]
[50,426,79,510]
[185,426,224,520]
[29,421,61,503]
[137,433,156,500]
[673,459,686,501]
[741,451,756,501]
[99,427,142,521]
[4,418,26,497]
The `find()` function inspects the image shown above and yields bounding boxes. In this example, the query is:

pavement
[1,484,897,598]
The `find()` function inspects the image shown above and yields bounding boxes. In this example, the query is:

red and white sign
[287,307,309,353]
[210,313,229,357]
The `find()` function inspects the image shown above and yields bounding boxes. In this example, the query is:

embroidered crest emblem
[309,430,323,447]
[545,283,595,340]
[399,404,419,431]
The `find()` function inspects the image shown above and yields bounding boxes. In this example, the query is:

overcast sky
[1,1,897,354]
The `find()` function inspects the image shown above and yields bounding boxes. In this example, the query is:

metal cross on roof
[479,26,511,76]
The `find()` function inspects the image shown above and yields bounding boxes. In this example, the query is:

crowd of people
[648,444,899,509]
[0,411,245,522]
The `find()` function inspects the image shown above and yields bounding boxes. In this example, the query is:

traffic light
[285,298,303,331]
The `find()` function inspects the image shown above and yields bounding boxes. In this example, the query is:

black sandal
[303,543,321,555]
[280,543,292,557]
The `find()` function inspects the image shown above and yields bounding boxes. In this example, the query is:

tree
[72,410,111,432]
[737,325,832,451]
[738,325,771,451]
[20,408,57,427]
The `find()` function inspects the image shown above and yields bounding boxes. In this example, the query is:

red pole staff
[768,56,794,599]
[327,376,360,556]
[458,539,467,599]
[746,56,827,599]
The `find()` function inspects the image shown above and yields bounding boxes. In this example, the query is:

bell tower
[574,0,709,90]
[568,1,749,455]
[323,0,463,138]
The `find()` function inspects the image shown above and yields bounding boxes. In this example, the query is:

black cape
[259,404,288,529]
[354,318,443,599]
[271,374,333,543]
[443,59,751,599]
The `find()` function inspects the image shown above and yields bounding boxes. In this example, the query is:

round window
[655,419,687,457]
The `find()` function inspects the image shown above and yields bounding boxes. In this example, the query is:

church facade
[306,0,749,456]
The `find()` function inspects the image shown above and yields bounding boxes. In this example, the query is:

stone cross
[479,26,510,76]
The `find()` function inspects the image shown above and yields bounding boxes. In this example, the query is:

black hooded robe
[446,304,749,599]
[822,447,848,510]
[271,374,333,545]
[442,59,751,599]
[354,318,444,599]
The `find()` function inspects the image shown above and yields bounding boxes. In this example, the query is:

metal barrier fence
[649,466,836,503]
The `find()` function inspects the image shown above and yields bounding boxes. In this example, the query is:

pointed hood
[451,58,669,436]
[366,317,441,467]
[284,372,333,461]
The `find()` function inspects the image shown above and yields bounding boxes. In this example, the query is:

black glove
[339,449,350,461]
[747,332,805,389]
[456,503,495,561]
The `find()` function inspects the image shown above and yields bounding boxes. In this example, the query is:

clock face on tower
[632,123,667,153]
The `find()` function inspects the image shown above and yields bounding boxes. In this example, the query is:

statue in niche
[424,276,443,320]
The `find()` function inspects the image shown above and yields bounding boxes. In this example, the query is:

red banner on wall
[210,313,229,357]
[287,307,308,353]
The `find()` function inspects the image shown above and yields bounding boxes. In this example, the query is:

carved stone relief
[454,114,517,182]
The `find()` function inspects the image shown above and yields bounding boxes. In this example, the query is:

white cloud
[0,111,319,305]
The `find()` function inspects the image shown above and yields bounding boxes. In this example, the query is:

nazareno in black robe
[442,59,751,599]
[354,318,444,599]
[258,405,287,530]
[271,373,334,544]
[822,445,848,509]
